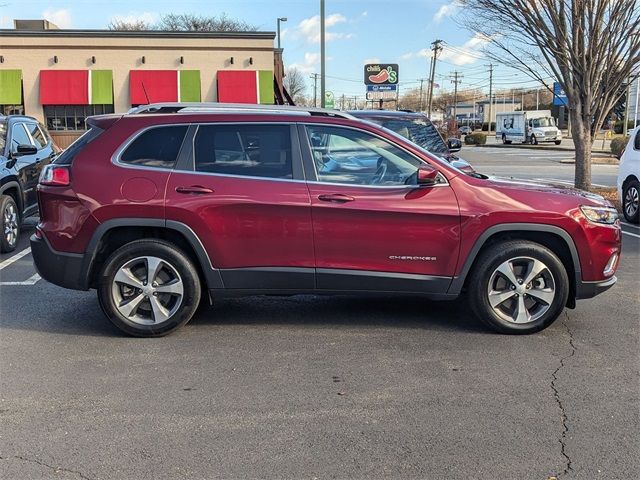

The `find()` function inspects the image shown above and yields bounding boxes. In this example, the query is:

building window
[44,104,114,132]
[1,105,25,116]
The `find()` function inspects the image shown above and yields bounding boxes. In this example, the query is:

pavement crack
[11,454,94,480]
[550,311,576,478]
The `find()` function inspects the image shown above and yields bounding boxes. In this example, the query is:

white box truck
[496,110,562,145]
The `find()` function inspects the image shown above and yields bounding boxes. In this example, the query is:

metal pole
[623,80,631,136]
[634,77,639,129]
[320,0,326,108]
[487,64,493,134]
[277,18,287,50]
[536,88,539,110]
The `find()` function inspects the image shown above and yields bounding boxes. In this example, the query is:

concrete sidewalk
[476,133,612,154]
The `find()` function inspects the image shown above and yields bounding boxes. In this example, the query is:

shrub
[465,133,487,145]
[613,120,635,134]
[610,137,627,158]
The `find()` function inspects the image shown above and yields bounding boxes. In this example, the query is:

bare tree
[284,68,307,104]
[460,0,640,189]
[109,13,257,32]
[108,19,153,30]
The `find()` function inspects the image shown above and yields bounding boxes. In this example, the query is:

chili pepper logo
[368,66,397,84]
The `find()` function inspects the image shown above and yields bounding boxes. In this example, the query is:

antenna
[141,81,151,105]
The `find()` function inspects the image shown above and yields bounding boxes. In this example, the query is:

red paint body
[35,112,621,292]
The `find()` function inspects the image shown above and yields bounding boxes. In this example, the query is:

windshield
[532,117,555,128]
[0,119,6,153]
[371,117,449,155]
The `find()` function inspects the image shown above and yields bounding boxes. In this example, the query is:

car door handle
[175,186,214,195]
[317,193,355,203]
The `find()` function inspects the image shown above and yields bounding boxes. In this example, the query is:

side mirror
[13,144,38,157]
[447,138,462,153]
[417,164,439,186]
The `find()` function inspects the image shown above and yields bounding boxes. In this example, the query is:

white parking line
[622,221,640,230]
[0,247,32,271]
[0,273,41,286]
[622,230,640,239]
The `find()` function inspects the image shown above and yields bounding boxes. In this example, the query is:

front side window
[194,124,292,179]
[306,125,422,186]
[120,125,188,169]
[26,123,47,150]
[10,123,32,154]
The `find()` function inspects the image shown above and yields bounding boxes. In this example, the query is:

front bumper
[30,233,89,290]
[575,276,617,299]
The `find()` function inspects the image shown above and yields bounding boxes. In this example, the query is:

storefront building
[0,20,282,146]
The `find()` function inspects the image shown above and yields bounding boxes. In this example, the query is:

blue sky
[0,0,547,100]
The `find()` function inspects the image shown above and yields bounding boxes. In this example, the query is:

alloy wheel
[111,256,184,325]
[3,203,18,248]
[487,256,555,324]
[624,186,639,218]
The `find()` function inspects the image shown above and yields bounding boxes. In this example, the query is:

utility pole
[487,63,494,134]
[450,71,463,121]
[353,96,357,110]
[320,0,326,108]
[341,94,345,110]
[418,78,425,111]
[427,39,443,118]
[310,73,319,107]
[536,88,539,110]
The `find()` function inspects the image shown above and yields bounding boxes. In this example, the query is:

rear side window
[53,127,104,165]
[194,124,292,179]
[635,130,640,150]
[120,125,188,169]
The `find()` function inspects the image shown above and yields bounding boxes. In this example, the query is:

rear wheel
[554,140,562,145]
[1,195,19,253]
[97,240,201,337]
[468,241,569,334]
[623,179,640,224]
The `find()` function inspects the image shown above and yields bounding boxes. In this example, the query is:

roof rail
[127,102,356,119]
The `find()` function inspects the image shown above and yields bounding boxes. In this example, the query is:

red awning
[217,71,258,104]
[130,70,178,104]
[40,70,89,105]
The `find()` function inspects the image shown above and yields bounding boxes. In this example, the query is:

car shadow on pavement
[189,294,486,334]
[0,290,486,337]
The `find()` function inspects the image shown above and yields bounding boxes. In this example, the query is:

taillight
[40,165,70,186]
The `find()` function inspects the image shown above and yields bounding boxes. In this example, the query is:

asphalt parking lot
[1,167,639,479]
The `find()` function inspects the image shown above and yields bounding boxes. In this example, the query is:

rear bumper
[575,276,617,300]
[30,233,89,291]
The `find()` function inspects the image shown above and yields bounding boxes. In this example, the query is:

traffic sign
[325,91,335,109]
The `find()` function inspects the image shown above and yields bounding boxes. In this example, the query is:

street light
[277,17,287,49]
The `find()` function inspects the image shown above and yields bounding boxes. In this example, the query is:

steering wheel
[370,157,388,185]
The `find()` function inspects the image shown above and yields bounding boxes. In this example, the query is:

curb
[474,143,609,154]
[559,157,619,165]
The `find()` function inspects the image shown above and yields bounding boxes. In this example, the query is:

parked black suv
[0,115,57,252]
[349,110,475,173]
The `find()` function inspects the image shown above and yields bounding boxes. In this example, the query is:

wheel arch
[448,223,581,307]
[622,174,638,189]
[0,180,24,215]
[83,219,223,290]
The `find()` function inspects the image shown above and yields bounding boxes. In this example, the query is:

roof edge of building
[0,29,276,40]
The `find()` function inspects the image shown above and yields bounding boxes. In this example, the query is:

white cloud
[363,57,380,64]
[400,33,488,66]
[434,1,463,23]
[291,13,352,43]
[42,8,72,29]
[288,52,321,75]
[110,11,158,26]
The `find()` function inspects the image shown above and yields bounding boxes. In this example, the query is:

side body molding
[447,223,581,295]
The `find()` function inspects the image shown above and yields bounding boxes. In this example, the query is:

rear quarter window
[53,126,104,165]
[120,125,188,169]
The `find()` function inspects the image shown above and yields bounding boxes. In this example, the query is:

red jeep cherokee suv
[31,104,621,337]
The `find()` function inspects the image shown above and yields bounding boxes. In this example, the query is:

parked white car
[617,126,640,223]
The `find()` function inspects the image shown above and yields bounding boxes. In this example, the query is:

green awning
[0,70,23,104]
[179,70,201,102]
[90,70,113,105]
[258,70,274,105]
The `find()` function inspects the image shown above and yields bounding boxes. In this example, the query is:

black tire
[554,140,562,145]
[97,239,202,337]
[467,240,569,334]
[502,134,507,144]
[0,194,20,253]
[531,134,538,145]
[622,179,640,224]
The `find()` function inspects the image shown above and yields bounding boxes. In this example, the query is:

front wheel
[1,195,20,253]
[623,179,640,224]
[530,134,538,145]
[467,241,569,334]
[97,239,202,337]
[554,140,562,145]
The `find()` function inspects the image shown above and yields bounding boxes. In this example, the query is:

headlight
[580,205,618,224]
